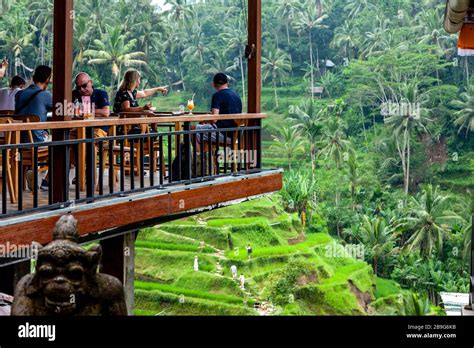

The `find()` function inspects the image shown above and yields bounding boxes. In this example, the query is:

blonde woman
[0,59,8,79]
[113,69,168,113]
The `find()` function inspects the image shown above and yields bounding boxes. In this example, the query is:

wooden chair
[232,119,249,172]
[0,118,17,203]
[8,115,49,190]
[198,120,247,175]
[115,113,166,176]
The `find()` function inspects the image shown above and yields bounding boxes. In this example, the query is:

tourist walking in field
[246,244,253,260]
[194,256,199,271]
[231,265,237,280]
[239,274,245,289]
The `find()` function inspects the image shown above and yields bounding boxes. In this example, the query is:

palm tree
[355,215,399,276]
[204,50,237,77]
[262,49,292,108]
[271,127,306,171]
[360,22,391,59]
[415,7,457,60]
[77,0,112,36]
[181,25,209,64]
[344,0,376,19]
[165,0,195,28]
[450,87,474,138]
[28,0,53,65]
[462,220,472,262]
[345,151,361,210]
[280,170,317,216]
[293,6,328,99]
[275,0,301,46]
[0,9,36,76]
[73,16,93,71]
[402,293,431,316]
[165,25,187,91]
[131,11,169,60]
[221,19,249,106]
[0,0,14,12]
[384,82,432,195]
[330,20,360,59]
[83,25,147,88]
[401,185,463,258]
[289,100,323,177]
[319,118,351,170]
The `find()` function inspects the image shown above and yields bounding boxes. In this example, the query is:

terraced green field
[134,196,405,316]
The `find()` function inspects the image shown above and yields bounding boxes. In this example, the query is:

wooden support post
[52,0,74,203]
[0,260,30,296]
[247,0,262,114]
[99,232,136,316]
[123,232,136,316]
[247,0,262,169]
[470,215,474,307]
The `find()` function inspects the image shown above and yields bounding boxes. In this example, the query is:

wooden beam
[99,236,124,283]
[247,0,262,114]
[0,260,30,296]
[52,0,74,203]
[52,0,74,121]
[0,114,267,132]
[123,232,136,315]
[0,173,283,246]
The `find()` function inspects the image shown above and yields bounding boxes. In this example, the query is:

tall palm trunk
[309,30,314,101]
[373,256,378,276]
[405,128,411,195]
[273,80,279,107]
[286,23,291,45]
[465,56,470,86]
[239,47,246,107]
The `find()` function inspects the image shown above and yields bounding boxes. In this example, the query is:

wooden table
[77,116,118,192]
[10,129,20,203]
[153,112,210,156]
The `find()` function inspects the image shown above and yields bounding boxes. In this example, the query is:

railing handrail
[0,113,266,132]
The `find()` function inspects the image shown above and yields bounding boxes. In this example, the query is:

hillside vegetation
[134,197,435,316]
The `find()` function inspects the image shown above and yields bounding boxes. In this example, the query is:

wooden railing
[0,113,265,219]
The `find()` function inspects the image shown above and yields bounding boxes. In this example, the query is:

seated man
[194,73,242,150]
[72,72,111,137]
[15,65,53,143]
[70,72,112,185]
[15,65,53,190]
[0,75,26,111]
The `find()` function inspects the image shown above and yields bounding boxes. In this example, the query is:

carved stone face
[37,259,86,315]
[12,215,127,316]
[33,240,101,315]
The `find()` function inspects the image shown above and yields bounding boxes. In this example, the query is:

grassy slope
[134,197,401,316]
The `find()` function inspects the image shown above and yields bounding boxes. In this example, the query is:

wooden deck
[1,167,168,214]
[0,170,283,246]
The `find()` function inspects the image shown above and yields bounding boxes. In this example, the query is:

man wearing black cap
[210,72,242,126]
[194,73,242,147]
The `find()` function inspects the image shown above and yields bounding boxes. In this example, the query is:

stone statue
[11,215,127,316]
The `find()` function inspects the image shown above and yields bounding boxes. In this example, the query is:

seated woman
[0,59,8,80]
[113,69,168,134]
[113,69,167,114]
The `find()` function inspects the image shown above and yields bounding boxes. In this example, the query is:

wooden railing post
[247,0,261,114]
[247,0,262,170]
[99,232,136,316]
[52,0,73,203]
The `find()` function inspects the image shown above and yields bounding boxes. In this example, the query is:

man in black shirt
[210,73,242,127]
[194,73,242,149]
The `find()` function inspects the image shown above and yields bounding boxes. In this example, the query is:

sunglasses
[77,81,90,89]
